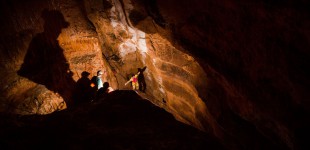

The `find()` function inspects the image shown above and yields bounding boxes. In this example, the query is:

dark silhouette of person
[96,82,114,101]
[75,71,93,103]
[17,10,75,106]
[137,66,147,92]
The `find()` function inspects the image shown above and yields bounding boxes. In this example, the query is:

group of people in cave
[75,67,146,104]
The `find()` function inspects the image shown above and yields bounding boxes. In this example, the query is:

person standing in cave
[75,71,92,103]
[137,67,147,92]
[125,72,140,90]
[91,70,104,90]
[90,70,105,101]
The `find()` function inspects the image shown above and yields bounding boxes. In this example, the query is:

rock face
[84,0,215,133]
[0,0,116,114]
[0,0,309,149]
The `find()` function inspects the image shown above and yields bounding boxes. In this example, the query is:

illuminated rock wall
[0,0,308,149]
[0,0,213,133]
[0,0,116,114]
[84,0,216,132]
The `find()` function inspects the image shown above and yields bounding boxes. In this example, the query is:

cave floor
[0,90,226,150]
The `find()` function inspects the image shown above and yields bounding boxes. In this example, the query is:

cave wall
[0,0,214,134]
[83,0,309,149]
[83,0,217,132]
[142,0,309,149]
[0,0,116,114]
[0,0,309,149]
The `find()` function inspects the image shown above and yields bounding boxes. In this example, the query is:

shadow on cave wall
[18,9,76,106]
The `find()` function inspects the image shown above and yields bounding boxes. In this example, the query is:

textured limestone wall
[0,0,115,114]
[145,0,309,149]
[0,0,212,134]
[0,0,308,149]
[83,0,218,133]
